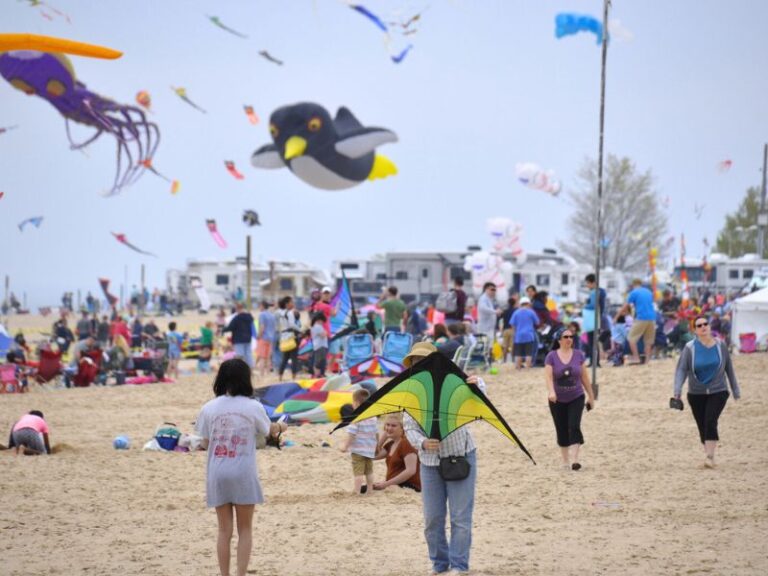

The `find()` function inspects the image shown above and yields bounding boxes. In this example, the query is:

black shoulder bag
[438,435,471,481]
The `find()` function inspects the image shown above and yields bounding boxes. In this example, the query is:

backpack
[436,290,458,314]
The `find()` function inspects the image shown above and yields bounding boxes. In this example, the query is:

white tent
[731,287,768,351]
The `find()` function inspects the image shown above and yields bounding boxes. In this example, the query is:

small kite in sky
[0,125,19,135]
[135,90,151,111]
[350,4,388,32]
[243,210,261,227]
[206,219,228,248]
[390,45,413,64]
[388,11,424,31]
[0,192,5,200]
[208,15,248,39]
[225,161,245,180]
[347,3,414,64]
[718,159,733,172]
[18,216,43,232]
[140,158,178,193]
[555,13,603,45]
[515,162,561,196]
[111,232,156,257]
[22,0,72,24]
[258,50,284,66]
[333,352,535,463]
[244,105,259,125]
[694,203,705,220]
[171,86,206,113]
[660,195,671,209]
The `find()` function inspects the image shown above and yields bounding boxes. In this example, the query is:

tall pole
[592,0,610,399]
[140,264,146,315]
[757,143,768,258]
[4,275,8,307]
[246,235,252,310]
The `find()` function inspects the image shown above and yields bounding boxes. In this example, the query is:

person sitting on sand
[373,413,421,492]
[9,410,51,455]
[196,359,287,576]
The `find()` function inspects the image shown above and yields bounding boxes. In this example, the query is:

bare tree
[557,155,669,272]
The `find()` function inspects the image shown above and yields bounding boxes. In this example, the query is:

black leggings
[279,348,299,378]
[549,395,585,447]
[687,391,729,443]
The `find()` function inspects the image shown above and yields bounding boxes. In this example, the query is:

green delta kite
[333,352,535,464]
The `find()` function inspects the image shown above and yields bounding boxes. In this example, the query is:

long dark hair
[213,358,253,397]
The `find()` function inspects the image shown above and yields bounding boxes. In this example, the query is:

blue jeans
[234,342,253,368]
[420,449,477,573]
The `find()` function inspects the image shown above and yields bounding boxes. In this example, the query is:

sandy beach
[1,313,767,576]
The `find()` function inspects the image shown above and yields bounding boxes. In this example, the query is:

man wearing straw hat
[402,342,486,575]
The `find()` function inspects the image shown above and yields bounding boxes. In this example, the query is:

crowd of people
[4,271,747,576]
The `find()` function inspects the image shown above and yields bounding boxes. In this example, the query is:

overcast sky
[2,0,767,308]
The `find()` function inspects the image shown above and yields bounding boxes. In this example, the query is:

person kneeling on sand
[9,410,51,455]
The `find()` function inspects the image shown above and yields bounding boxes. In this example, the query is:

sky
[2,0,767,308]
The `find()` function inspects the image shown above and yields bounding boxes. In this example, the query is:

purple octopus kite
[0,50,160,196]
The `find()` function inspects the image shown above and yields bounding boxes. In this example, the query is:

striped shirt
[404,377,487,467]
[347,417,378,458]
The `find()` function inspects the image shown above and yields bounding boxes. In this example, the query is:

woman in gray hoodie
[673,315,741,468]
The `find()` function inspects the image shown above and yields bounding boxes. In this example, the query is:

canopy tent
[731,287,768,352]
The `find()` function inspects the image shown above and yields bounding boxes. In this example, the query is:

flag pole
[592,0,611,399]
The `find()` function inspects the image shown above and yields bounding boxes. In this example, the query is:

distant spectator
[477,282,501,344]
[377,286,407,333]
[617,279,656,365]
[222,303,256,369]
[510,297,540,369]
[444,277,468,324]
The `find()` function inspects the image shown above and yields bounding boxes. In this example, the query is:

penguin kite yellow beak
[284,136,307,160]
[0,34,122,59]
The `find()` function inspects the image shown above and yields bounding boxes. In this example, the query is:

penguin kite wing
[335,127,398,158]
[251,143,285,169]
[332,352,535,463]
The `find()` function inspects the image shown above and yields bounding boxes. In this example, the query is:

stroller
[381,332,413,366]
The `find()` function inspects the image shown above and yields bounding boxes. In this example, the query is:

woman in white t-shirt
[196,358,287,576]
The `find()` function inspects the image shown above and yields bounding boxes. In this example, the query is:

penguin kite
[250,102,398,191]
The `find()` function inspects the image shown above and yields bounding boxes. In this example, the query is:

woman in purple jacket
[544,326,596,471]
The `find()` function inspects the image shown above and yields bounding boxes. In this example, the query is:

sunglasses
[560,335,574,339]
[695,322,709,328]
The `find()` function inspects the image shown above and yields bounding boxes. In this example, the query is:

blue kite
[555,13,603,45]
[18,216,43,232]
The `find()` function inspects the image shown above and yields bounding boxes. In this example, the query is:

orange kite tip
[171,180,181,195]
[0,33,122,59]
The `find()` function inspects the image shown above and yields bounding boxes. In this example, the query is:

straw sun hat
[402,341,438,368]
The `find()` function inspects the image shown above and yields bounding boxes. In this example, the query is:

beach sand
[1,313,767,575]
